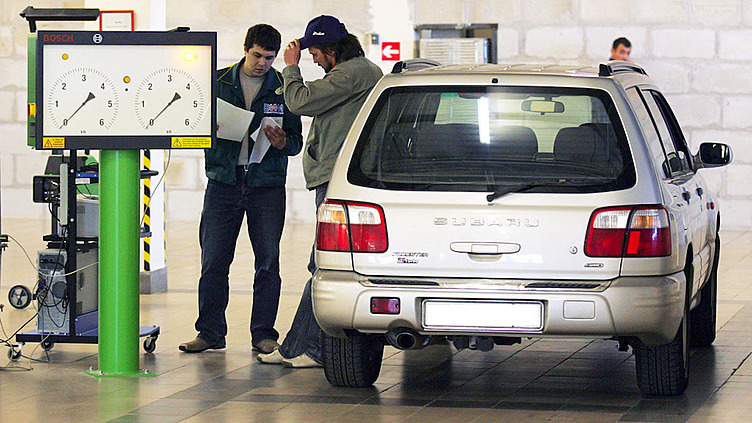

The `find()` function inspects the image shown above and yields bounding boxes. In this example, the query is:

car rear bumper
[312,269,686,345]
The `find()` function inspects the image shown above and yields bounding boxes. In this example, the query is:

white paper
[217,98,254,142]
[249,117,283,164]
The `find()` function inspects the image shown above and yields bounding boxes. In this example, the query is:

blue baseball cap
[297,15,348,50]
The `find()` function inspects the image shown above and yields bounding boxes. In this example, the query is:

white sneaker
[282,353,322,368]
[256,348,284,364]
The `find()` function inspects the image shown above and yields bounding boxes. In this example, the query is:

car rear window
[347,86,635,193]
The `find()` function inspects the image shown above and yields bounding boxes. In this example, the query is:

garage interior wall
[1,0,751,228]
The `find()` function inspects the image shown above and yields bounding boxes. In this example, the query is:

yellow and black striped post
[143,150,152,272]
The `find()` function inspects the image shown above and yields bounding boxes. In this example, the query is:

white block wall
[2,0,752,230]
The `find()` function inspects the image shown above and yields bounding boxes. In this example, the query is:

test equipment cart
[8,8,216,365]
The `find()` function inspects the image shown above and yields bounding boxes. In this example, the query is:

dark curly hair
[244,24,281,53]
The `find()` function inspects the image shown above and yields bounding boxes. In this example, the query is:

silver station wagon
[311,60,732,396]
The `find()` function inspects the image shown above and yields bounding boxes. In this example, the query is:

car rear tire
[690,235,719,347]
[322,330,384,387]
[633,264,691,396]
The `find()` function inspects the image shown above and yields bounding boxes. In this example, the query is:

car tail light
[585,206,671,257]
[316,200,387,253]
[371,297,400,314]
[316,201,350,251]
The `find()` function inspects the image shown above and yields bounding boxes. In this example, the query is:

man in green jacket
[257,15,382,367]
[180,24,302,354]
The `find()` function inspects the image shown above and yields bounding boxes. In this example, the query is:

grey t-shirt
[237,71,265,165]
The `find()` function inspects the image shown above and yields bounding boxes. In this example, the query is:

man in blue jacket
[180,24,303,354]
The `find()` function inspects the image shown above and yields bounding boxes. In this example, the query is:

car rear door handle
[696,187,704,197]
[450,242,521,255]
[682,191,691,202]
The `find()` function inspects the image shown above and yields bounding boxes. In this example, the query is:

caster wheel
[8,285,32,309]
[143,337,157,353]
[41,341,54,351]
[7,346,22,361]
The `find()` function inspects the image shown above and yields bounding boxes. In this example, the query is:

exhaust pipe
[386,328,431,350]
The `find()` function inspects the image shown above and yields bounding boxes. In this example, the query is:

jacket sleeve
[282,103,303,156]
[282,64,354,117]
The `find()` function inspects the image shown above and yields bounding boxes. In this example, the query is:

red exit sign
[381,42,400,61]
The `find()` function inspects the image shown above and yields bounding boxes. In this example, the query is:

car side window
[626,88,670,179]
[639,89,687,177]
[650,91,694,173]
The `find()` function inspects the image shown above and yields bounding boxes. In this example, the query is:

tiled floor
[1,218,751,423]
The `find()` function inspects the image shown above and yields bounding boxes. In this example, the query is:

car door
[650,91,710,281]
[639,88,706,294]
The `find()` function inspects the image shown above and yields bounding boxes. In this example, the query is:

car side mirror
[694,142,733,169]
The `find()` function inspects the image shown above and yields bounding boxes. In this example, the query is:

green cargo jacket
[282,56,382,189]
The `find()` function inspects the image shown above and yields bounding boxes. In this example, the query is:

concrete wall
[2,0,751,228]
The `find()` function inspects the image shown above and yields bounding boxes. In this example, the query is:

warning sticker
[171,137,211,148]
[42,137,65,149]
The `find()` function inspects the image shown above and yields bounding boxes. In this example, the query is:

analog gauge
[45,67,119,133]
[134,67,207,133]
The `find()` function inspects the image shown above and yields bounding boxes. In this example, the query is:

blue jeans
[195,168,285,345]
[278,183,327,363]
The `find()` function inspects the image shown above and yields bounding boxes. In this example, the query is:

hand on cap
[284,39,301,67]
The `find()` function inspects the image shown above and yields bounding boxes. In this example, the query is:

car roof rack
[391,58,441,74]
[599,61,648,77]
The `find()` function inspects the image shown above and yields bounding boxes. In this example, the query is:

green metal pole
[88,149,149,377]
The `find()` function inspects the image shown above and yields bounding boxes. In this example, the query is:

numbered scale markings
[134,68,206,133]
[46,67,119,132]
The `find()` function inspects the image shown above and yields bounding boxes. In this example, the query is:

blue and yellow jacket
[205,58,303,186]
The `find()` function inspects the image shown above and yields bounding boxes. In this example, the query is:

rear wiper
[486,183,549,202]
[486,178,613,203]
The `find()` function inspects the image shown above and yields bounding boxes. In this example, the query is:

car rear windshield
[347,86,635,193]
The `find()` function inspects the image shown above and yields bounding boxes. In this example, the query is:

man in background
[610,37,632,62]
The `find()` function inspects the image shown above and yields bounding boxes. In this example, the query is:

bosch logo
[92,33,103,44]
[42,33,74,43]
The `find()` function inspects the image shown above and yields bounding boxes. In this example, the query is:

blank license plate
[423,300,543,331]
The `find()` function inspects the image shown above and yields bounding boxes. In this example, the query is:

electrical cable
[3,152,169,367]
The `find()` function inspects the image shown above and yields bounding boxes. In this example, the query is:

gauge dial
[45,67,119,133]
[134,67,207,133]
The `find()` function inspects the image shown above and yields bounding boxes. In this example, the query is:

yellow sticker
[28,103,36,117]
[171,137,211,148]
[43,137,65,149]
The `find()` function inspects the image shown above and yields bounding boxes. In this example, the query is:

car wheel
[322,330,384,387]
[633,263,691,396]
[690,235,719,347]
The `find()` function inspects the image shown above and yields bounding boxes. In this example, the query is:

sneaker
[178,337,225,353]
[257,348,284,364]
[252,339,280,354]
[282,353,322,368]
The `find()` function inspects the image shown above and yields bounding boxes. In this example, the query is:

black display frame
[35,30,217,150]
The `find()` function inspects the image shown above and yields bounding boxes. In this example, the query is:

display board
[36,30,216,150]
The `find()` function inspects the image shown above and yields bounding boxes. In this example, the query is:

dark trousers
[278,183,327,363]
[195,170,285,345]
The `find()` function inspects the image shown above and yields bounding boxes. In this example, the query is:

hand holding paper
[249,117,283,164]
[265,122,287,150]
[216,98,254,142]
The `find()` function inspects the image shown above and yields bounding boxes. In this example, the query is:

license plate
[422,300,543,331]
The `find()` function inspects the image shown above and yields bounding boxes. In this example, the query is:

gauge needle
[63,92,95,128]
[148,92,181,127]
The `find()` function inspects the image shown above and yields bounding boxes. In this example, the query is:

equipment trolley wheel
[8,285,32,309]
[143,336,157,353]
[7,345,22,361]
[41,341,54,351]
